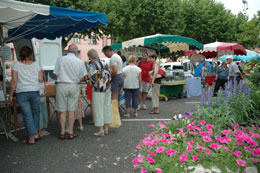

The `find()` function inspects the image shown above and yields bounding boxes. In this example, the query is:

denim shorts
[124,88,139,108]
[111,74,123,93]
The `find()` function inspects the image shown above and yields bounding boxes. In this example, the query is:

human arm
[38,69,44,83]
[151,64,158,87]
[9,70,18,104]
[111,65,118,77]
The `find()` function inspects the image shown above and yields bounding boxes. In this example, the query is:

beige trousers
[152,83,160,108]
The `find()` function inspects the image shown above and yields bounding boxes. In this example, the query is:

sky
[216,0,260,19]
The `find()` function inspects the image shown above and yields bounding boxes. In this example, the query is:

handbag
[109,99,122,128]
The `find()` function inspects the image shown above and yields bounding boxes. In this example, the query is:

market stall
[0,0,108,141]
[111,34,204,100]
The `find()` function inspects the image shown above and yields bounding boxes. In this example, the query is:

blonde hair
[87,49,99,60]
[128,55,136,64]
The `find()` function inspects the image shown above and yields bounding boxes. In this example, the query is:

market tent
[110,34,203,54]
[219,49,259,61]
[200,41,246,58]
[0,0,108,43]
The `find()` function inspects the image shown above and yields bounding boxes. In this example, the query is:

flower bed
[133,120,260,173]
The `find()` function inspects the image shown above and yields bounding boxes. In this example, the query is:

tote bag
[109,99,122,128]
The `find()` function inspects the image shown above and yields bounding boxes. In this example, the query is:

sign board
[118,47,156,57]
[0,45,11,61]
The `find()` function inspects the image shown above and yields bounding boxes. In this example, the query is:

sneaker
[142,104,147,110]
[123,114,130,118]
[137,105,142,111]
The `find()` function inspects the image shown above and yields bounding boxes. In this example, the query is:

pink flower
[198,120,206,125]
[148,122,155,127]
[162,133,170,138]
[178,153,188,163]
[165,149,177,156]
[187,145,192,153]
[179,132,188,136]
[232,123,239,128]
[191,155,199,161]
[205,148,211,155]
[223,146,232,152]
[147,156,155,164]
[151,139,159,146]
[222,130,231,135]
[132,155,144,164]
[232,151,242,157]
[219,136,232,144]
[208,129,213,136]
[199,131,207,136]
[187,141,195,146]
[236,159,246,167]
[202,136,212,143]
[196,127,202,131]
[155,168,162,173]
[247,139,258,147]
[160,138,168,143]
[136,144,142,150]
[148,150,156,157]
[187,125,195,130]
[206,124,213,131]
[155,146,165,153]
[208,143,221,150]
[177,127,186,132]
[250,158,259,163]
[159,123,167,129]
[141,166,147,173]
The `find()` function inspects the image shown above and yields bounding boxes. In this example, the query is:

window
[71,36,80,44]
[88,36,97,45]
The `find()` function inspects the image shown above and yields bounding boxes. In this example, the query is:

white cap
[226,56,233,60]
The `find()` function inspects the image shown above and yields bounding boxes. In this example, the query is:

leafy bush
[133,120,260,173]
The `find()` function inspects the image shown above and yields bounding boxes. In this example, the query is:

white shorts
[140,81,150,93]
[56,83,79,112]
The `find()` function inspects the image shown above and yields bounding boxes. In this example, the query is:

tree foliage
[21,0,260,49]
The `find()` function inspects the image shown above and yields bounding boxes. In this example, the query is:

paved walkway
[0,96,200,173]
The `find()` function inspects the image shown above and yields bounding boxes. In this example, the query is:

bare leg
[111,92,119,100]
[60,112,67,134]
[126,108,130,115]
[138,91,142,105]
[68,111,75,134]
[142,92,147,105]
[65,117,69,133]
[78,117,83,128]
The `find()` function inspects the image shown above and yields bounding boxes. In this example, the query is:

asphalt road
[0,96,200,173]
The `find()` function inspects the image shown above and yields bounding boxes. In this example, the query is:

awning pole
[158,43,161,64]
[0,24,3,46]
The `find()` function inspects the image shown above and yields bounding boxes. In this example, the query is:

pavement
[0,96,200,173]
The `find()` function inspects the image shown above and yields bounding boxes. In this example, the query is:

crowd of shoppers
[9,45,162,143]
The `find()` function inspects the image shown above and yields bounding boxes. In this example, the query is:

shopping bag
[109,99,122,128]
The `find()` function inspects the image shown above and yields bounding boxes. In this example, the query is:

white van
[161,61,194,78]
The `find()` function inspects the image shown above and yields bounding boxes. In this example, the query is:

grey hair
[68,44,79,53]
[87,49,99,60]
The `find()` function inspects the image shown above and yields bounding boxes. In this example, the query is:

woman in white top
[9,46,43,145]
[122,55,141,117]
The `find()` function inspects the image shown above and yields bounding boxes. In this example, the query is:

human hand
[8,96,13,104]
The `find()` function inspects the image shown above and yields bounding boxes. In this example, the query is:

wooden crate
[45,84,56,97]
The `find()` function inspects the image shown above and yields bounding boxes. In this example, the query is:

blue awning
[0,0,108,42]
[219,49,259,62]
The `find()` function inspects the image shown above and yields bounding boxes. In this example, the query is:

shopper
[226,56,244,85]
[123,55,141,117]
[54,44,87,140]
[214,61,229,94]
[88,49,112,136]
[137,52,153,110]
[9,46,43,145]
[102,46,123,101]
[149,54,160,114]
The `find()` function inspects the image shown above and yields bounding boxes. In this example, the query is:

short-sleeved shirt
[109,53,123,74]
[123,65,141,89]
[12,61,41,93]
[217,66,229,80]
[54,53,87,83]
[137,60,153,83]
[229,62,240,77]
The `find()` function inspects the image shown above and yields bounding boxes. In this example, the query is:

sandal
[34,136,43,141]
[134,113,138,117]
[93,131,105,137]
[68,133,78,140]
[149,111,160,114]
[22,138,35,145]
[104,129,109,135]
[58,134,66,140]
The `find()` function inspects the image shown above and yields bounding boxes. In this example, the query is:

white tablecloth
[186,77,201,98]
